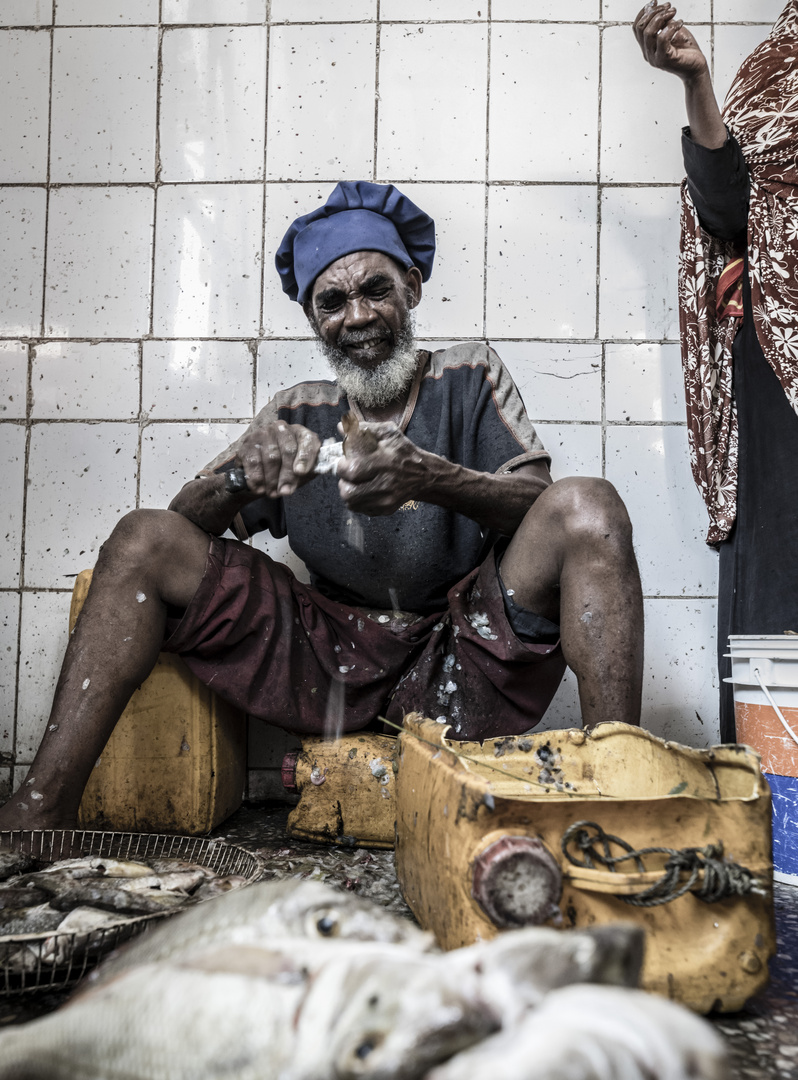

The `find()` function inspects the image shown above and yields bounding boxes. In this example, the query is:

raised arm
[335,421,552,537]
[169,421,321,535]
[632,2,749,239]
[632,2,726,149]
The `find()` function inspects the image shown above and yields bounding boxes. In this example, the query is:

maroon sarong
[163,536,566,741]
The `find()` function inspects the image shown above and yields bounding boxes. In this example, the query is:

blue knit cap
[275,181,436,304]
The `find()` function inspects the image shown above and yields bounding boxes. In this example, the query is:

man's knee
[99,508,202,571]
[528,477,634,552]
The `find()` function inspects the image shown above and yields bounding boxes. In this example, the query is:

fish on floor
[425,983,729,1080]
[0,879,666,1080]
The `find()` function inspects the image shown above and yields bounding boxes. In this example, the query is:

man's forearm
[168,475,252,536]
[415,453,550,536]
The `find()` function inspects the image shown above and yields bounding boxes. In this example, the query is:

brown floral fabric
[679,1,798,545]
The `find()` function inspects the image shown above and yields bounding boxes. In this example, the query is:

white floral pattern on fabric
[679,1,798,545]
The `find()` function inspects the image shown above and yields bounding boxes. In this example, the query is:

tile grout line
[148,6,164,343]
[0,180,688,189]
[482,0,491,343]
[139,0,166,510]
[12,350,33,785]
[597,13,605,477]
[373,0,381,183]
[12,10,58,775]
[0,416,695,427]
[38,16,55,340]
[259,7,270,349]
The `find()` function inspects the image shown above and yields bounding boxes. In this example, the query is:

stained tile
[251,531,311,583]
[531,423,602,479]
[160,26,267,182]
[270,0,374,21]
[605,426,718,596]
[45,186,154,337]
[490,24,599,182]
[0,187,46,337]
[492,0,599,17]
[0,30,50,182]
[380,0,485,18]
[377,23,487,181]
[599,185,681,341]
[16,591,72,762]
[0,594,19,764]
[714,0,782,22]
[714,25,773,102]
[24,423,138,589]
[0,2,52,25]
[247,769,289,802]
[267,24,375,182]
[153,183,262,337]
[0,342,28,420]
[50,28,157,182]
[0,425,25,589]
[603,0,710,20]
[537,668,581,732]
[500,341,602,423]
[31,342,139,419]
[486,184,598,339]
[162,0,267,21]
[642,598,719,746]
[0,768,11,803]
[143,340,253,420]
[601,24,712,184]
[139,422,242,509]
[605,342,685,423]
[55,1,160,23]
[398,183,484,339]
[263,182,330,338]
[257,339,332,409]
[248,719,300,769]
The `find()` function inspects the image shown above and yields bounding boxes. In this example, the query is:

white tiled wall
[0,2,776,800]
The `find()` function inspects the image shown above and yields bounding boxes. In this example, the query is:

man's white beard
[318,316,419,409]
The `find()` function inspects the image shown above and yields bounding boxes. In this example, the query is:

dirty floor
[1,802,796,1078]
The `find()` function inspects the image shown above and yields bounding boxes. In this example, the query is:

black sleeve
[681,126,750,242]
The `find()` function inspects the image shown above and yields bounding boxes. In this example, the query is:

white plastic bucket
[725,635,798,885]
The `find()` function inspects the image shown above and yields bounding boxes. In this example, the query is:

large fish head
[326,955,498,1080]
[275,881,434,949]
[456,922,645,1002]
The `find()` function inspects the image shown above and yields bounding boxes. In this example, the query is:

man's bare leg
[500,477,644,728]
[0,509,211,831]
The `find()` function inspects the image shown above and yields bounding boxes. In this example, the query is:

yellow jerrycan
[70,569,247,834]
[394,715,774,1014]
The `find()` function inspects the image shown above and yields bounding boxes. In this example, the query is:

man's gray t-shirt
[202,342,549,615]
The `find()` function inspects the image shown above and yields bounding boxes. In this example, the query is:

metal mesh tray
[0,829,266,995]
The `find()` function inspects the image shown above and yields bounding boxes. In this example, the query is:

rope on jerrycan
[561,820,768,907]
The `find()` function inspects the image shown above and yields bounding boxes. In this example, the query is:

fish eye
[355,1035,381,1060]
[316,912,340,937]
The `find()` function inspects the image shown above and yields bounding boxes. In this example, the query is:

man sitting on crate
[0,182,644,831]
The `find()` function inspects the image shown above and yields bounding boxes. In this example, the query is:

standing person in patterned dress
[633,1,798,740]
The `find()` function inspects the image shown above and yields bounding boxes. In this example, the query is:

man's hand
[633,2,708,81]
[234,422,321,498]
[336,421,428,516]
